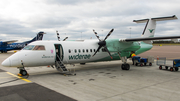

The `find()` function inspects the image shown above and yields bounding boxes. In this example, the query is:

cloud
[0,17,35,40]
[0,0,180,41]
[44,0,104,5]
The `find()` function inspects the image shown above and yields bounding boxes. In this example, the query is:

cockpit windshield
[23,45,45,50]
[33,45,45,50]
[23,45,35,50]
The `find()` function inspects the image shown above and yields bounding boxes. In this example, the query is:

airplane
[0,32,45,53]
[2,15,180,76]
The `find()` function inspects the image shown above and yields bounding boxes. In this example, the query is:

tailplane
[133,15,177,38]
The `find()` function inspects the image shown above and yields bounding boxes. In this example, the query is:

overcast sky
[0,0,180,42]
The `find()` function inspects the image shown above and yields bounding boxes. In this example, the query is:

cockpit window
[23,45,35,50]
[33,45,45,50]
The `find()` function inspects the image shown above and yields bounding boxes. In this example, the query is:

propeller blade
[63,37,68,41]
[93,45,102,57]
[56,31,60,41]
[104,46,113,59]
[93,29,101,41]
[104,29,114,41]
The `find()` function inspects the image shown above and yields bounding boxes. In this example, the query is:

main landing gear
[18,67,29,76]
[118,53,130,70]
[121,63,130,70]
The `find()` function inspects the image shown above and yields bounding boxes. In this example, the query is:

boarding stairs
[55,55,69,73]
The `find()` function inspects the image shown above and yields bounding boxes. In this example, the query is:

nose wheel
[18,67,29,76]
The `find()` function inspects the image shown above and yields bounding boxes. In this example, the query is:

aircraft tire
[121,64,125,70]
[20,70,28,76]
[121,64,130,70]
[125,64,130,70]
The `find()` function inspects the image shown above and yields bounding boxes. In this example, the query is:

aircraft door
[54,44,64,61]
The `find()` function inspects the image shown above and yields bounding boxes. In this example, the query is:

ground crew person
[131,51,136,65]
[131,51,136,58]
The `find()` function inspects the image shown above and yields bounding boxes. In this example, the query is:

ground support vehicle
[132,56,154,66]
[157,58,180,72]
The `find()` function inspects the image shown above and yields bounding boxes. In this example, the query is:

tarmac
[0,46,180,101]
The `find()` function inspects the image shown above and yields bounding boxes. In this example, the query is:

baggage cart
[132,56,154,66]
[157,58,180,71]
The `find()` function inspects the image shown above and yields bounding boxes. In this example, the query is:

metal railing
[156,57,166,65]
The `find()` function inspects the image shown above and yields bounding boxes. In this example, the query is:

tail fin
[31,32,45,41]
[133,15,177,38]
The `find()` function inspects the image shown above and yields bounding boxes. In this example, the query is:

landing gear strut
[18,67,29,76]
[118,52,130,70]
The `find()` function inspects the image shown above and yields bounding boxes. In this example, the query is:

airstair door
[54,44,64,61]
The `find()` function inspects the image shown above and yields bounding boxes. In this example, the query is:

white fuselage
[2,40,116,67]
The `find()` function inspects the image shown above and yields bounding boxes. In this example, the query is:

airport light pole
[129,28,131,38]
[81,32,82,40]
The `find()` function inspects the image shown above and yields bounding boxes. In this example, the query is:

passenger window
[94,49,96,52]
[33,45,45,50]
[23,45,35,50]
[69,49,71,53]
[86,49,88,53]
[83,49,85,53]
[90,49,92,52]
[75,49,77,53]
[78,49,81,53]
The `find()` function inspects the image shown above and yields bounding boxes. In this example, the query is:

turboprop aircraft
[2,15,180,76]
[0,32,45,53]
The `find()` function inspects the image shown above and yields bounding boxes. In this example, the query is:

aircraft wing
[1,40,18,44]
[119,36,180,42]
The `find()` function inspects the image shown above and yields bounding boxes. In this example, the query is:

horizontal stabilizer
[133,15,177,23]
[119,36,180,42]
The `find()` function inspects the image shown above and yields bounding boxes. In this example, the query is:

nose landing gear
[18,67,29,76]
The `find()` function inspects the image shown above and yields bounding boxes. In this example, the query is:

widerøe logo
[69,54,91,60]
[149,29,154,33]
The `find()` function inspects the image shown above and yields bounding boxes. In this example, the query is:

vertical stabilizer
[133,15,177,38]
[24,32,45,44]
[31,32,45,42]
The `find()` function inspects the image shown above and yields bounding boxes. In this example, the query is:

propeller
[63,37,68,41]
[56,31,60,41]
[92,29,114,59]
[56,31,68,41]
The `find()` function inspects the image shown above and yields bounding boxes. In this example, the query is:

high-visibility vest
[131,53,136,57]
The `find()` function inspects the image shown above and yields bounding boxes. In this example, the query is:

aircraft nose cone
[1,58,11,67]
